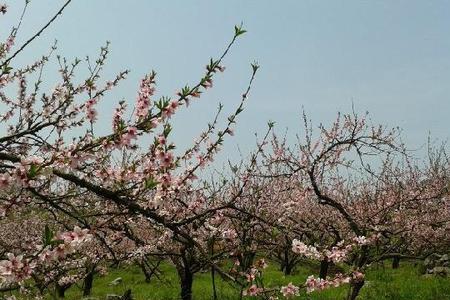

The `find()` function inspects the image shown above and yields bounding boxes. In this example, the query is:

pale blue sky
[2,0,450,163]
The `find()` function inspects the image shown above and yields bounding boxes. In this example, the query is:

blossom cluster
[292,236,372,264]
[85,97,98,122]
[291,239,322,260]
[135,73,155,120]
[280,282,300,298]
[0,254,34,284]
[242,284,264,297]
[304,273,351,293]
[0,156,45,190]
[0,227,91,286]
[39,227,92,262]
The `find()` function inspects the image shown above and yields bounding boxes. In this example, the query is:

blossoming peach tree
[244,112,450,299]
[1,2,449,300]
[0,1,265,299]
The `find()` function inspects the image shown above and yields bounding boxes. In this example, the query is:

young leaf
[234,24,247,37]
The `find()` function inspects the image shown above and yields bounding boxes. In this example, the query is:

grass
[360,263,450,300]
[9,261,450,300]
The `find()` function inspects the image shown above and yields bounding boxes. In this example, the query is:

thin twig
[1,0,72,68]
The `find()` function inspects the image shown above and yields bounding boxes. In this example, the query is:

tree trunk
[139,262,152,283]
[346,246,368,300]
[210,239,217,300]
[83,270,95,297]
[240,251,256,272]
[392,256,400,269]
[319,259,329,279]
[285,263,294,275]
[348,280,365,300]
[279,259,286,272]
[173,248,197,300]
[283,247,289,275]
[177,267,194,300]
[56,283,69,298]
[211,264,217,300]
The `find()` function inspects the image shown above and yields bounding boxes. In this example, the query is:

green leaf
[271,227,280,238]
[163,124,172,137]
[145,178,159,189]
[43,225,53,246]
[51,239,64,246]
[234,24,247,37]
[28,164,38,178]
[2,63,12,74]
[85,79,94,87]
[251,61,260,73]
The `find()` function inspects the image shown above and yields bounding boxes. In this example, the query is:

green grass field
[25,261,450,300]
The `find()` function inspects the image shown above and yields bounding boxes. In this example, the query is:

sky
[2,0,450,165]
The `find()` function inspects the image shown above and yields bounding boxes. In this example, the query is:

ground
[13,261,450,300]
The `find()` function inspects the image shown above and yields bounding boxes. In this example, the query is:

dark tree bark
[83,270,95,297]
[278,238,298,275]
[239,250,256,273]
[279,263,285,272]
[139,263,152,283]
[346,245,369,299]
[173,247,199,300]
[177,265,194,300]
[319,259,329,279]
[139,258,162,283]
[284,262,294,275]
[56,283,70,298]
[210,239,218,300]
[348,280,365,300]
[392,256,400,269]
[211,264,217,300]
[283,246,290,275]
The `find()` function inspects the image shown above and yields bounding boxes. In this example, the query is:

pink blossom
[222,229,237,240]
[255,258,268,269]
[85,98,98,122]
[0,254,34,284]
[292,239,322,260]
[352,271,365,282]
[245,267,259,282]
[119,126,138,147]
[353,236,368,246]
[158,135,166,145]
[162,100,178,119]
[112,102,127,131]
[21,156,44,166]
[135,74,155,120]
[304,274,352,294]
[0,172,11,188]
[158,151,173,168]
[226,128,234,136]
[280,282,299,298]
[243,284,262,296]
[159,173,172,187]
